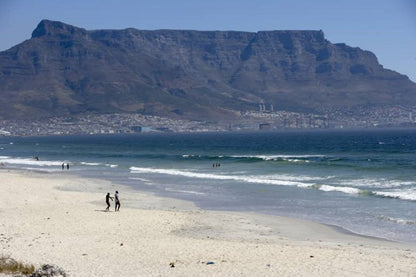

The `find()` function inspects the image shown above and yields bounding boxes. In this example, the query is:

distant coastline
[1,112,416,137]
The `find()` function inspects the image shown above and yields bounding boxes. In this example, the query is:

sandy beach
[0,169,415,276]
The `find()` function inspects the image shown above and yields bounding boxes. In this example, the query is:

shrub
[0,255,35,275]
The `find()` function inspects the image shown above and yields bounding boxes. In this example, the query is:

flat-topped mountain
[0,19,415,121]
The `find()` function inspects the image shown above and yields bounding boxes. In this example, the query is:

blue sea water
[0,129,415,244]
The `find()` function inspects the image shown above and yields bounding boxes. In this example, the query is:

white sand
[0,169,415,276]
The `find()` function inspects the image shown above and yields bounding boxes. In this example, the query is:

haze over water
[1,129,415,244]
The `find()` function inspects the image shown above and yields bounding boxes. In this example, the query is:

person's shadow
[95,209,112,212]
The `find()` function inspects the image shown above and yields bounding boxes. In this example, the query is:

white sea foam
[181,154,325,163]
[130,167,309,187]
[232,154,325,161]
[241,176,311,187]
[285,158,310,163]
[182,154,225,158]
[79,162,118,168]
[275,174,333,182]
[297,183,315,188]
[129,177,151,182]
[319,185,361,194]
[374,189,416,201]
[182,154,200,158]
[130,167,415,201]
[339,178,414,189]
[165,188,205,195]
[80,162,102,166]
[0,157,62,167]
[377,215,416,225]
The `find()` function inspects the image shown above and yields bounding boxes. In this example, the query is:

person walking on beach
[114,191,120,212]
[105,192,113,211]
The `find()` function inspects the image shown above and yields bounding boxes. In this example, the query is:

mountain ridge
[0,19,415,121]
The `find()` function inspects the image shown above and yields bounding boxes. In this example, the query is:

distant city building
[130,126,142,132]
[259,103,266,112]
[259,123,271,130]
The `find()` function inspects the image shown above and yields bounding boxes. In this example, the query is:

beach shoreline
[1,169,415,276]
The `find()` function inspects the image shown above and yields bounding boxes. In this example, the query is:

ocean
[0,129,415,244]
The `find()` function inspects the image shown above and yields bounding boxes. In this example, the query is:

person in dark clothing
[114,191,120,211]
[105,192,113,211]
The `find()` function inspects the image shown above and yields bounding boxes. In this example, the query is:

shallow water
[1,129,415,243]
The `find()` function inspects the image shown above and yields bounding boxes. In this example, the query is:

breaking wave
[373,189,416,201]
[0,156,63,167]
[130,166,416,202]
[130,166,312,187]
[181,154,327,163]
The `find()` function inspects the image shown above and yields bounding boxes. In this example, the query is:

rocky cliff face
[0,19,415,120]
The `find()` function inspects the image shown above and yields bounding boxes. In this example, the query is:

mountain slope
[0,19,415,120]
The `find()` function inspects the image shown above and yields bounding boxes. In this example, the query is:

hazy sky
[1,0,415,81]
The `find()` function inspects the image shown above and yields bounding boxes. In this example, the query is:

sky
[0,0,415,81]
